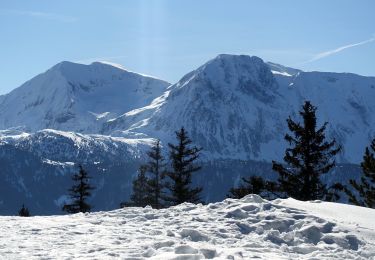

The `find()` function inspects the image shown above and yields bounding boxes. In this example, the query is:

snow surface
[0,195,373,259]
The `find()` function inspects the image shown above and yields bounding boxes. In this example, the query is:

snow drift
[0,195,373,259]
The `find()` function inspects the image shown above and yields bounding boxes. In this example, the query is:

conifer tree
[272,101,341,201]
[166,127,203,205]
[228,175,277,199]
[145,140,166,209]
[345,139,375,208]
[63,165,95,213]
[18,204,30,217]
[121,165,151,207]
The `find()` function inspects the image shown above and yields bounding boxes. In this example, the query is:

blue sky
[0,0,374,94]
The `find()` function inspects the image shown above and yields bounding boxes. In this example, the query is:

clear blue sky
[0,0,374,94]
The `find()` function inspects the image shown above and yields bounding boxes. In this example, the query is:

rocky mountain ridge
[0,54,373,214]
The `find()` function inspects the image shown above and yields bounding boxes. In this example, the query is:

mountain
[104,54,375,163]
[1,195,374,258]
[0,61,170,133]
[105,54,290,161]
[0,54,374,214]
[0,129,156,214]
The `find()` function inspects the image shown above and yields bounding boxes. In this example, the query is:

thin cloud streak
[302,37,375,64]
[1,9,77,22]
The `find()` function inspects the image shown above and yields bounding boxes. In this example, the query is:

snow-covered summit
[141,54,286,160]
[174,54,275,86]
[3,54,374,162]
[103,54,375,163]
[1,54,375,215]
[0,61,170,133]
[99,55,293,158]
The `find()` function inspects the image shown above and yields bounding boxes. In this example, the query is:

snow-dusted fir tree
[166,127,203,205]
[346,139,375,208]
[272,101,341,201]
[123,140,167,208]
[18,204,30,217]
[122,165,151,207]
[63,165,95,213]
[145,140,166,209]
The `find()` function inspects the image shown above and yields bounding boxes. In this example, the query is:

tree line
[61,126,203,214]
[228,101,375,209]
[123,100,374,209]
[18,100,375,216]
[121,127,203,209]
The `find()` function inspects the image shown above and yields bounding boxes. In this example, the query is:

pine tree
[121,165,151,207]
[145,140,166,209]
[63,165,95,213]
[345,139,375,208]
[166,127,203,205]
[272,101,341,201]
[228,176,278,200]
[18,204,30,217]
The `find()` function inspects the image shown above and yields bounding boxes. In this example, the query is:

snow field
[0,194,373,259]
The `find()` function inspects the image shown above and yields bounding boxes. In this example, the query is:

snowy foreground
[0,195,374,259]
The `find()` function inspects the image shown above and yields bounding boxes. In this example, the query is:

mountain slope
[105,54,375,163]
[0,55,374,214]
[2,55,374,163]
[0,129,155,214]
[104,54,290,160]
[273,68,375,163]
[0,61,170,133]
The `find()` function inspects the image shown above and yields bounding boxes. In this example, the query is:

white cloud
[0,9,77,23]
[303,36,375,64]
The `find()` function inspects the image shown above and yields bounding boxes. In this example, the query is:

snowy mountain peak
[105,54,375,163]
[1,54,375,216]
[214,53,264,63]
[49,60,162,84]
[0,61,170,133]
[51,60,127,71]
[105,54,286,160]
[1,54,375,163]
[201,54,272,79]
[174,54,277,95]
